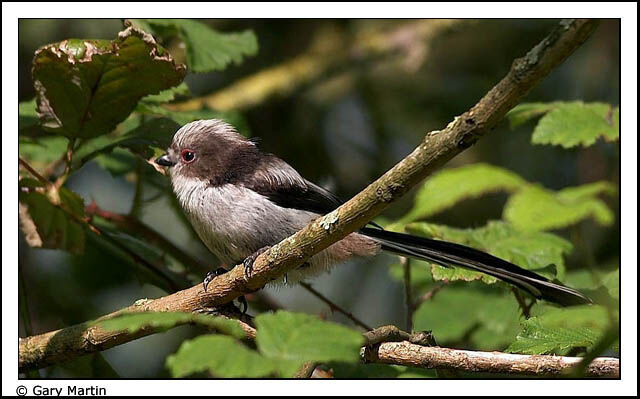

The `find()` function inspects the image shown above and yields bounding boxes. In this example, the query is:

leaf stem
[18,157,51,187]
[54,138,76,188]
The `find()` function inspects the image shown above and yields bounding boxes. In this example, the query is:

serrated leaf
[141,82,190,104]
[32,27,186,139]
[400,164,526,223]
[506,102,562,128]
[508,304,616,355]
[531,102,619,147]
[405,221,572,283]
[18,178,86,254]
[167,335,275,378]
[99,311,245,339]
[504,183,615,231]
[135,19,258,73]
[255,311,365,377]
[505,318,600,355]
[413,284,522,350]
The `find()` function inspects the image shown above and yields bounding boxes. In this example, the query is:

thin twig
[300,282,372,331]
[54,138,75,188]
[18,157,51,187]
[412,281,447,310]
[42,155,66,180]
[511,287,535,319]
[86,201,209,275]
[88,224,184,293]
[401,257,413,331]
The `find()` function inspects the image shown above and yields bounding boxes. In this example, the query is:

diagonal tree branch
[18,19,600,373]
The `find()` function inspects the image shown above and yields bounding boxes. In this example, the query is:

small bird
[156,119,591,307]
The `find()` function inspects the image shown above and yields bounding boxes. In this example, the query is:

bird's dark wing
[243,154,343,215]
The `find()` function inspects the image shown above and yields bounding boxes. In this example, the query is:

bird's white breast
[169,172,380,283]
[170,172,317,265]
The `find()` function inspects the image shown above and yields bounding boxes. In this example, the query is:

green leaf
[77,117,181,167]
[93,148,139,176]
[167,335,275,378]
[140,82,190,104]
[564,268,619,307]
[32,27,186,139]
[413,284,522,350]
[136,103,250,137]
[400,163,526,223]
[255,311,365,377]
[504,183,616,231]
[19,136,68,165]
[531,102,619,147]
[506,102,562,128]
[99,311,246,339]
[18,178,86,254]
[507,304,616,355]
[405,221,572,283]
[506,318,600,355]
[19,99,49,137]
[135,19,258,73]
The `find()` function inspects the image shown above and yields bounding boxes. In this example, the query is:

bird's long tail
[360,227,592,307]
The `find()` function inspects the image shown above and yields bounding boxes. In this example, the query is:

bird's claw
[203,267,228,292]
[242,246,270,281]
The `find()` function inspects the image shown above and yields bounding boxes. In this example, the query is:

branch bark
[362,341,619,378]
[18,19,599,373]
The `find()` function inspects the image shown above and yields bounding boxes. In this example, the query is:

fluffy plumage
[160,119,591,305]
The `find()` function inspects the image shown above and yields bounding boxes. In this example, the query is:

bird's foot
[202,267,249,315]
[202,267,228,292]
[243,246,271,280]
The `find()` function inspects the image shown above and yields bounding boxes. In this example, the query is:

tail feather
[360,227,592,307]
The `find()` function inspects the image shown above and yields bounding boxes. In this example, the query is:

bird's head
[155,119,258,184]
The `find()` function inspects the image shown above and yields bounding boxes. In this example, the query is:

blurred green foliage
[18,19,620,378]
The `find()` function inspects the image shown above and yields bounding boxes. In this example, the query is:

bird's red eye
[181,149,196,163]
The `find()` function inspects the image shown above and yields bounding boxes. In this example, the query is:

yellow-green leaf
[99,311,246,339]
[167,335,275,378]
[504,183,616,231]
[255,311,365,377]
[400,163,526,223]
[405,221,572,283]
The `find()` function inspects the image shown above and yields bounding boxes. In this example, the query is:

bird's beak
[155,154,175,167]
